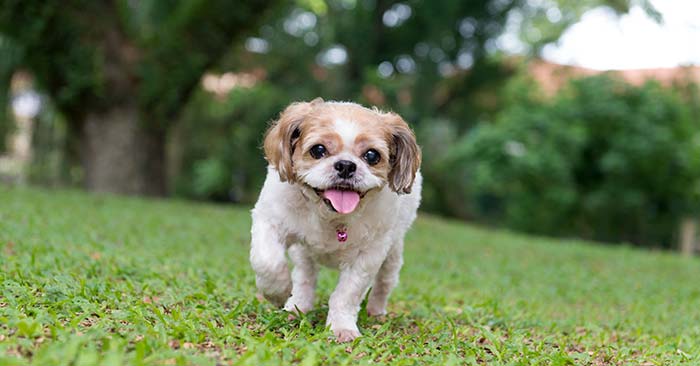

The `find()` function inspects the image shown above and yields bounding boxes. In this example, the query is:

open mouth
[312,184,366,214]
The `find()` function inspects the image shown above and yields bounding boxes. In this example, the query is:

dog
[249,98,421,342]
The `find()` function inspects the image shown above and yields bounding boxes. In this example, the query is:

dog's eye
[310,144,327,159]
[363,149,380,165]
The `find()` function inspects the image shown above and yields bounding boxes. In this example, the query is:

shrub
[446,74,700,247]
[173,84,291,202]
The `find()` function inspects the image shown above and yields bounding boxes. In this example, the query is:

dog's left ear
[385,113,421,194]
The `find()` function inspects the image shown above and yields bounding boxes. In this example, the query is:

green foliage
[27,104,77,187]
[0,1,98,114]
[239,0,522,124]
[172,0,530,204]
[173,84,290,201]
[0,109,8,153]
[448,74,700,247]
[0,34,22,152]
[174,0,643,206]
[2,186,700,365]
[0,0,279,123]
[0,0,281,194]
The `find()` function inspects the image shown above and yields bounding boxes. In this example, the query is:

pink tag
[336,229,348,242]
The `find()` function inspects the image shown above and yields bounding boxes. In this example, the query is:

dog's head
[263,98,421,214]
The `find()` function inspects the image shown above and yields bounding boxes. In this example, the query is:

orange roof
[527,59,700,95]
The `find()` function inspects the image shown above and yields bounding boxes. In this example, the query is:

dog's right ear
[263,99,322,182]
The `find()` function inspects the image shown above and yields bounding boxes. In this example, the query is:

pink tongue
[322,189,360,214]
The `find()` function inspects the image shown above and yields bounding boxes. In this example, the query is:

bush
[173,83,291,202]
[445,74,700,247]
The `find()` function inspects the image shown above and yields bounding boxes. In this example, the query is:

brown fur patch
[381,112,421,193]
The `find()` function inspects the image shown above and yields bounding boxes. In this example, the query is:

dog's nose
[334,160,356,179]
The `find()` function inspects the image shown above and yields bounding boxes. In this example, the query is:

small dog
[250,98,421,342]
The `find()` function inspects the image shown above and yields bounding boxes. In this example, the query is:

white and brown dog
[250,98,421,342]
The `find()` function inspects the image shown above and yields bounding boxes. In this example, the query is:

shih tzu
[250,98,421,342]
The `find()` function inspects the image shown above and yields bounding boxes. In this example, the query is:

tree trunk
[680,217,698,256]
[81,104,166,196]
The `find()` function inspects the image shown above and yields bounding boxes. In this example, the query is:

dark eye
[363,149,380,165]
[310,144,327,159]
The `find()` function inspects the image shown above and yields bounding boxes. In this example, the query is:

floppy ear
[263,99,322,182]
[385,113,421,194]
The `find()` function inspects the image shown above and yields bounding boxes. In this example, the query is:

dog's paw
[266,295,289,308]
[366,305,387,317]
[261,290,291,307]
[255,272,292,307]
[333,328,361,343]
[284,296,314,316]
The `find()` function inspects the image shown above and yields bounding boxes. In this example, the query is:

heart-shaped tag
[336,228,348,242]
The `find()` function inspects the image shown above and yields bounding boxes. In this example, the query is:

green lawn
[1,186,699,365]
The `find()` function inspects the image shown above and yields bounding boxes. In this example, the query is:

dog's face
[263,98,421,214]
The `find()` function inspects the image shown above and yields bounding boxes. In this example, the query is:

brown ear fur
[263,101,318,182]
[386,113,421,193]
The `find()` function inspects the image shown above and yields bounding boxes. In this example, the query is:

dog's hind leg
[284,244,318,314]
[366,240,404,316]
[250,217,292,307]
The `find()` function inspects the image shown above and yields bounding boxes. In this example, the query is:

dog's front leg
[284,244,318,314]
[249,217,291,307]
[326,250,386,342]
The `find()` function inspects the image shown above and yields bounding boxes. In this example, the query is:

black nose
[334,160,356,179]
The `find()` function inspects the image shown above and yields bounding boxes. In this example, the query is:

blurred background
[1,0,699,252]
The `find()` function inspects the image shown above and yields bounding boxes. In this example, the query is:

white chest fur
[252,167,421,267]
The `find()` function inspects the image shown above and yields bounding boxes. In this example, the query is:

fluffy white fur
[249,100,421,342]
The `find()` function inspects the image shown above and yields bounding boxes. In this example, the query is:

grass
[1,185,700,365]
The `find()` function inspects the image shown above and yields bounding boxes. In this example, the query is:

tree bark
[81,104,166,196]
